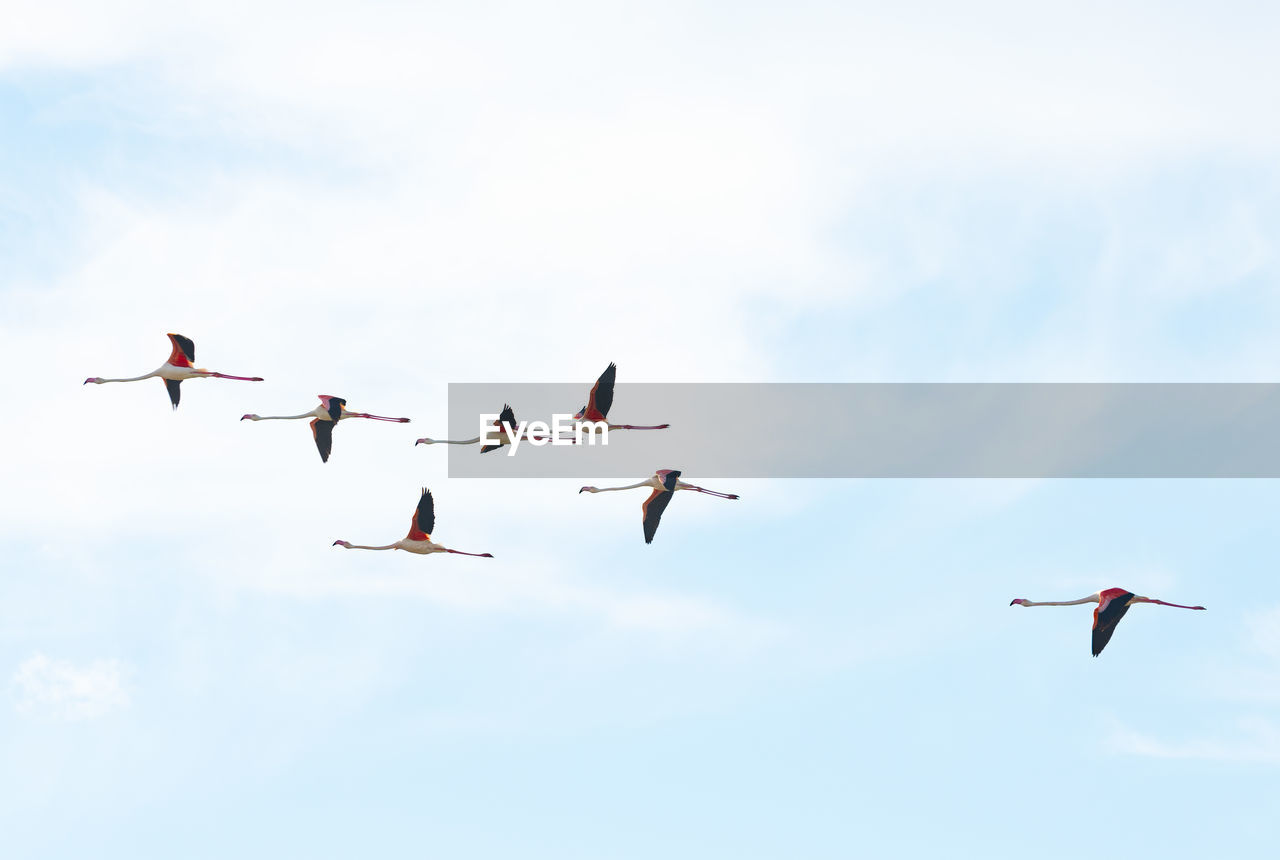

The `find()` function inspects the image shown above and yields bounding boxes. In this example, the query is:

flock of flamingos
[84,333,1208,657]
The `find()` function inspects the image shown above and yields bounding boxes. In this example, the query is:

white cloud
[11,654,132,721]
[6,1,1280,162]
[1110,717,1280,766]
[255,556,776,642]
[3,0,1279,646]
[1245,606,1280,662]
[1109,602,1280,766]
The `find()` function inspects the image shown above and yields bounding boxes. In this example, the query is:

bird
[415,404,563,452]
[241,395,410,462]
[573,363,670,431]
[332,487,495,557]
[1009,587,1206,656]
[579,469,739,543]
[84,333,264,409]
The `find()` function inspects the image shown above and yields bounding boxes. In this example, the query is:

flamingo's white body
[1010,587,1206,656]
[579,469,739,543]
[574,363,669,431]
[333,488,494,558]
[416,404,567,452]
[84,333,263,409]
[242,395,409,462]
[342,538,454,555]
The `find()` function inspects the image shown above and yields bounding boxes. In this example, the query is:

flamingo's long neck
[91,373,157,384]
[1019,596,1098,607]
[248,412,315,421]
[588,481,653,493]
[344,543,399,551]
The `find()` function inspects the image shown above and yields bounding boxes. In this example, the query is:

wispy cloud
[11,653,131,721]
[1110,717,1280,766]
[1245,606,1280,661]
[249,553,780,647]
[1109,602,1280,766]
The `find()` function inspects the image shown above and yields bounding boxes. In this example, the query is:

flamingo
[332,487,494,557]
[84,333,263,409]
[241,395,410,462]
[574,363,670,431]
[1010,587,1206,656]
[415,404,563,452]
[579,469,739,544]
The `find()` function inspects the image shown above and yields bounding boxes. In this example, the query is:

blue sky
[3,2,1280,857]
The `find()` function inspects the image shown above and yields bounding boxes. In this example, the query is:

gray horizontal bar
[439,383,1280,478]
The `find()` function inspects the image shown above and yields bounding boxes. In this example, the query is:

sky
[3,2,1280,857]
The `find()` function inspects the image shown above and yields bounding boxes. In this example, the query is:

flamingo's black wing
[165,379,182,410]
[311,417,335,462]
[642,487,674,544]
[482,404,516,454]
[167,333,195,365]
[1092,591,1136,656]
[408,487,435,540]
[585,363,616,421]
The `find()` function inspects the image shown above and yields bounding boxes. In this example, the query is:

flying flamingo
[415,404,565,452]
[579,469,739,544]
[84,333,263,409]
[241,395,410,462]
[332,487,494,558]
[1010,587,1206,656]
[574,363,669,431]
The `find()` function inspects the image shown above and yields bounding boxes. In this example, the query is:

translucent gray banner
[436,383,1280,478]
